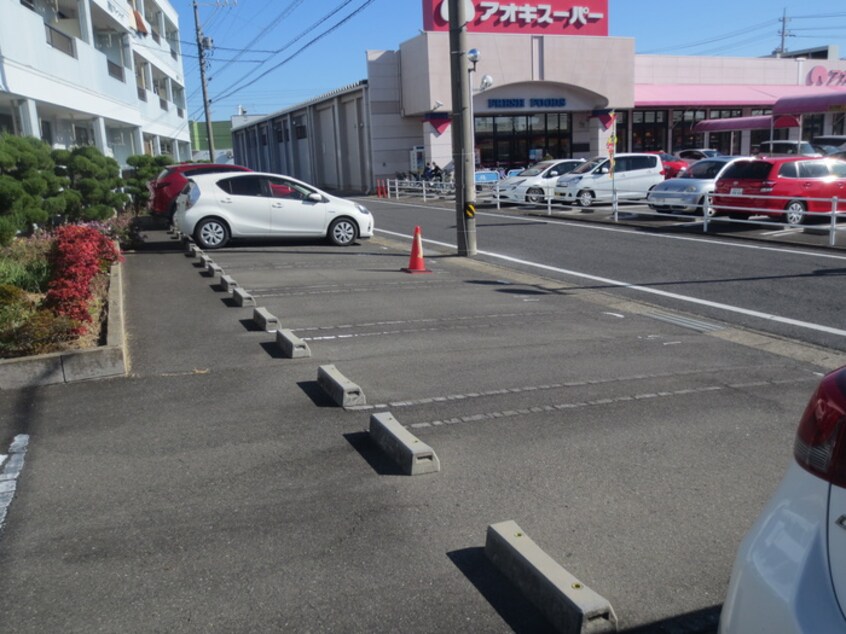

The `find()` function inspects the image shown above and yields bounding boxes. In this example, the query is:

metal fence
[379,182,846,246]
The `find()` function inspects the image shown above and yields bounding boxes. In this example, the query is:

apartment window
[41,121,53,145]
[45,24,76,57]
[107,60,125,82]
[74,126,90,146]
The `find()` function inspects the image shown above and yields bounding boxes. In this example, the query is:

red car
[646,151,687,179]
[148,163,251,219]
[713,156,846,224]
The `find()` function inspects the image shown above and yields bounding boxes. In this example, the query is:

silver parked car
[174,172,374,249]
[646,156,744,216]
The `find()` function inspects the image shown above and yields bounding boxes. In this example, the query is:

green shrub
[0,306,77,358]
[124,154,173,214]
[0,233,52,291]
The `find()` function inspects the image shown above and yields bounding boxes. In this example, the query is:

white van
[553,153,664,207]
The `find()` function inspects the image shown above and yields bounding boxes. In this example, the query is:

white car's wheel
[577,190,594,207]
[195,217,229,249]
[526,187,545,204]
[328,217,357,246]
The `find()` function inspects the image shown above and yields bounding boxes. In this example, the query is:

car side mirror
[548,171,559,177]
[600,167,609,174]
[307,193,324,203]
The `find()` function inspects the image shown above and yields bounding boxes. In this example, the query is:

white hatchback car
[496,159,584,204]
[719,365,846,633]
[174,172,374,249]
[553,153,664,207]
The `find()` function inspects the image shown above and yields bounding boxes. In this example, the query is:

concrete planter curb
[0,262,127,390]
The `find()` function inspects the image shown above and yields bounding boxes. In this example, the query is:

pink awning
[692,115,800,133]
[773,91,846,115]
[635,84,845,108]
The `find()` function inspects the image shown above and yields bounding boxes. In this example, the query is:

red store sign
[422,0,609,36]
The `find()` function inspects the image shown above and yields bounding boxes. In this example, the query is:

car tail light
[794,367,846,487]
[760,180,775,193]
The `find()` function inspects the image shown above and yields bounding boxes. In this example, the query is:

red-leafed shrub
[44,225,121,333]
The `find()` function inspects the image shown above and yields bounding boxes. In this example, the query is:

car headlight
[684,186,698,193]
[355,203,370,215]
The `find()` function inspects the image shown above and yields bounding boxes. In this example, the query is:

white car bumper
[719,462,845,634]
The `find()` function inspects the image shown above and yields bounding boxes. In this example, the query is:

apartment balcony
[2,1,186,137]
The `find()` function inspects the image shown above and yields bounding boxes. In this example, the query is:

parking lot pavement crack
[362,368,818,413]
[251,279,449,298]
[294,312,554,334]
[403,377,816,430]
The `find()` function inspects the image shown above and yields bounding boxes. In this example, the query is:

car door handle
[220,198,233,204]
[271,203,285,208]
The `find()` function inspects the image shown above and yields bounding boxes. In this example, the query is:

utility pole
[448,0,477,256]
[193,0,215,161]
[775,8,789,57]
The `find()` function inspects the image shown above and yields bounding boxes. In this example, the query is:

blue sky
[179,0,846,120]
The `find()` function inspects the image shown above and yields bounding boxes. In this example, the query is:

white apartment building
[0,0,191,166]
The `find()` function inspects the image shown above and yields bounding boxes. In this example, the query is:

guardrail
[383,177,503,204]
[528,191,846,246]
[378,183,845,246]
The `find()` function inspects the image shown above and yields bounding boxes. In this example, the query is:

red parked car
[148,163,251,219]
[646,151,688,179]
[712,156,846,224]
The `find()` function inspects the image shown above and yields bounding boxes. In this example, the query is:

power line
[211,1,376,106]
[639,18,777,54]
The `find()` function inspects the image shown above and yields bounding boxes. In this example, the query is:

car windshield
[571,157,606,174]
[683,159,729,179]
[519,161,555,176]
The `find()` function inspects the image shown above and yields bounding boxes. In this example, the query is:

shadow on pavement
[297,380,339,408]
[342,431,405,476]
[447,547,556,633]
[620,604,721,634]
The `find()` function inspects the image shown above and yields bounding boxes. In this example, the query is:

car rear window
[721,161,773,180]
[217,175,264,196]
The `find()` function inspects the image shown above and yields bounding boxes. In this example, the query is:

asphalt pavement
[0,220,840,632]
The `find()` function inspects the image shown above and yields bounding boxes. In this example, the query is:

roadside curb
[0,262,127,390]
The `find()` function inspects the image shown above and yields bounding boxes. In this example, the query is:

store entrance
[476,113,572,171]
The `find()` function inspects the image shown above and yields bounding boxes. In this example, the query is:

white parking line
[376,227,846,338]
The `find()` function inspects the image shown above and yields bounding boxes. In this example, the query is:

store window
[802,114,825,141]
[707,109,742,154]
[672,110,706,152]
[631,110,667,152]
[475,113,572,169]
[749,109,787,152]
[613,110,629,153]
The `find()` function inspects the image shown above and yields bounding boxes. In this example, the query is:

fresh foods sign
[422,0,608,36]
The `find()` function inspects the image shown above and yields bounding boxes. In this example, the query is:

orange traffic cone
[402,226,431,274]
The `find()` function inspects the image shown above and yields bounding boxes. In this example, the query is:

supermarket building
[232,0,846,193]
